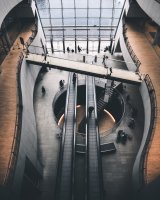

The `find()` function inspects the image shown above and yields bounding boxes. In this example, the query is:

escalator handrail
[72,73,78,200]
[93,77,104,200]
[55,73,72,199]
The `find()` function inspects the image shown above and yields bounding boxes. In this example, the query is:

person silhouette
[41,86,46,95]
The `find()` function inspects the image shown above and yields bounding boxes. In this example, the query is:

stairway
[78,80,115,133]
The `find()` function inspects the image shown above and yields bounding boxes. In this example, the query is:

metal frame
[36,0,125,53]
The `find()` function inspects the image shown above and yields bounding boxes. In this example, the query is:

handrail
[85,76,88,200]
[93,77,104,200]
[55,73,71,199]
[3,19,38,185]
[100,89,125,139]
[55,72,77,199]
[28,44,136,66]
[123,24,141,71]
[140,74,157,185]
[3,53,24,185]
[72,73,78,199]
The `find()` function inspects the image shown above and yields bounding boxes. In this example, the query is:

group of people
[66,47,74,53]
[66,45,82,53]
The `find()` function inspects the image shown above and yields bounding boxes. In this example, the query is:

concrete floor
[33,52,144,200]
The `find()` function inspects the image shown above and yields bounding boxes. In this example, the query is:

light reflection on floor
[58,105,115,134]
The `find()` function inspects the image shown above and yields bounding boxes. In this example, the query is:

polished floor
[33,52,144,200]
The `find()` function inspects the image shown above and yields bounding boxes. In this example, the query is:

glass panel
[64,19,75,25]
[89,9,100,17]
[102,9,113,18]
[51,9,62,18]
[100,30,110,36]
[101,18,111,26]
[63,9,74,18]
[50,0,61,8]
[39,9,50,18]
[53,41,63,52]
[88,18,99,26]
[76,9,87,18]
[89,0,100,8]
[76,0,87,8]
[53,30,63,37]
[88,29,99,37]
[114,9,121,18]
[63,0,74,8]
[102,0,113,8]
[41,19,50,26]
[51,19,63,26]
[89,41,98,52]
[65,29,75,36]
[76,30,87,36]
[76,18,87,26]
[36,0,49,8]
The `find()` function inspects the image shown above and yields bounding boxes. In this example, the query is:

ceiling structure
[36,0,125,53]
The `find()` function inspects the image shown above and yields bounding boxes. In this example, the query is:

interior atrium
[0,0,160,200]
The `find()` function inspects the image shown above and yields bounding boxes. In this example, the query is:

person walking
[88,106,94,117]
[72,73,76,84]
[41,86,46,95]
[109,67,112,75]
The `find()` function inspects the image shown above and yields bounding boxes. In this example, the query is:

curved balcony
[136,0,160,26]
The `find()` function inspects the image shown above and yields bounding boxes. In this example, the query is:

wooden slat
[127,21,160,183]
[0,24,33,185]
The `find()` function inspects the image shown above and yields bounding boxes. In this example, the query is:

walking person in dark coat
[88,106,94,117]
[41,86,46,95]
[72,73,76,84]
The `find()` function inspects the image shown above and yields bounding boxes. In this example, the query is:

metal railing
[100,89,125,140]
[3,20,38,186]
[55,74,71,199]
[55,72,77,200]
[93,77,104,200]
[123,24,141,71]
[3,53,24,185]
[140,74,157,185]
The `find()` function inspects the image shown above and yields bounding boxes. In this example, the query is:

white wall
[132,81,151,194]
[0,0,22,27]
[136,0,160,26]
[11,3,45,198]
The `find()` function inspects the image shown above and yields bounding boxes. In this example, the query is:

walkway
[25,53,143,85]
[126,21,160,183]
[0,24,33,184]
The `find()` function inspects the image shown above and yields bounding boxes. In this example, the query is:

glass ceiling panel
[63,0,74,8]
[75,0,87,8]
[76,9,87,18]
[50,0,61,8]
[36,0,125,53]
[89,9,100,18]
[51,9,62,18]
[89,0,100,8]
